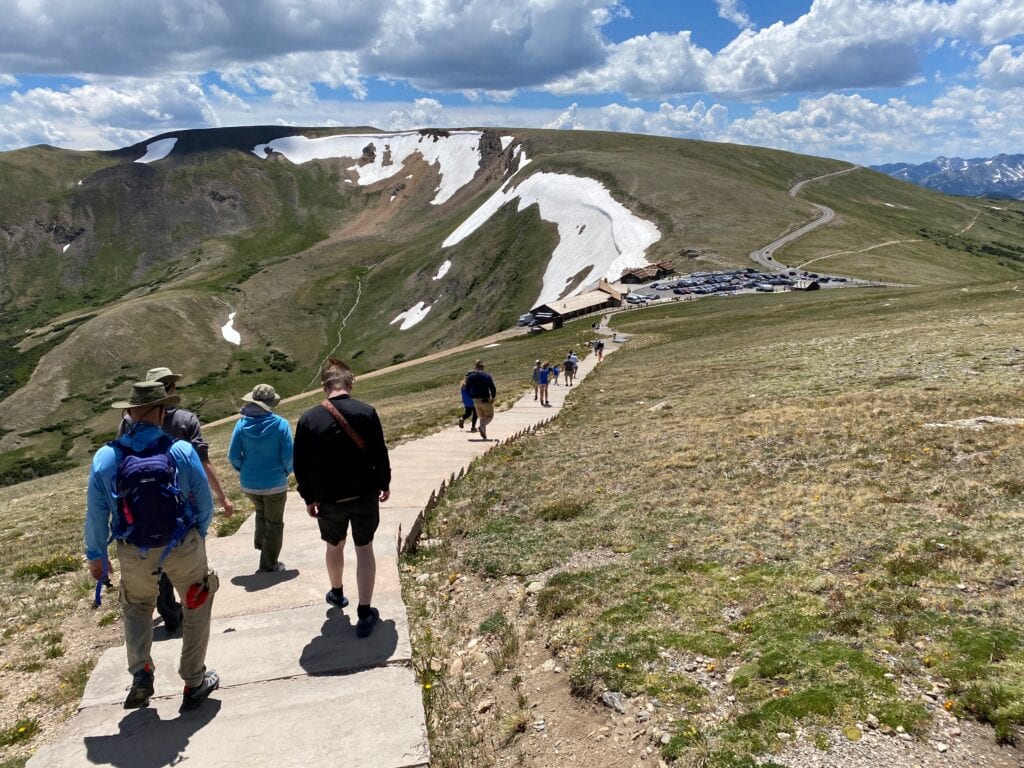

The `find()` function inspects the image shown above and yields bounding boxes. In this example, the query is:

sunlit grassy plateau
[2,130,1024,766]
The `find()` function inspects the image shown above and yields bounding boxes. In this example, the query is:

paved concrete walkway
[29,338,620,768]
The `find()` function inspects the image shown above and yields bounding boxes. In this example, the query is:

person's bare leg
[326,541,345,589]
[354,543,376,606]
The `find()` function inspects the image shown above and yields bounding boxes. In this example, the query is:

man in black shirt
[294,358,391,638]
[465,359,497,441]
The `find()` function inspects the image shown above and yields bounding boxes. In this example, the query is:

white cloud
[548,0,1024,101]
[383,98,447,131]
[716,0,753,30]
[546,31,711,98]
[977,45,1024,87]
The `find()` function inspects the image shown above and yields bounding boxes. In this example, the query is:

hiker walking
[531,360,542,401]
[294,358,391,638]
[228,384,293,572]
[594,339,605,361]
[465,359,497,440]
[118,367,234,634]
[538,361,551,406]
[458,372,477,432]
[86,381,220,711]
[552,363,561,386]
[564,353,577,386]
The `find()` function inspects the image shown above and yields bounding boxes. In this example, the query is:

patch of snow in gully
[62,244,70,253]
[443,172,660,307]
[391,302,431,330]
[432,261,452,280]
[253,131,483,204]
[221,312,241,345]
[500,136,515,150]
[136,138,177,164]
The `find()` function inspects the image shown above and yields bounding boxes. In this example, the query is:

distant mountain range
[872,154,1024,199]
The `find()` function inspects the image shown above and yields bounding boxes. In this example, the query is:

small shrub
[535,498,589,522]
[13,553,80,581]
[0,718,39,746]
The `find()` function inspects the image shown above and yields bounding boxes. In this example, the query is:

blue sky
[0,0,1022,164]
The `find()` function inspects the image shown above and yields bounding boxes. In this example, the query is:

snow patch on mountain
[221,311,241,345]
[873,153,1024,200]
[252,131,484,205]
[392,301,432,330]
[443,172,660,307]
[432,261,451,280]
[136,138,177,164]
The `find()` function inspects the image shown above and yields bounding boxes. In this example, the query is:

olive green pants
[117,527,218,688]
[250,491,287,570]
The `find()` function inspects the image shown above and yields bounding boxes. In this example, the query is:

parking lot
[623,267,850,304]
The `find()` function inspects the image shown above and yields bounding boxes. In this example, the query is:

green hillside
[2,127,1024,486]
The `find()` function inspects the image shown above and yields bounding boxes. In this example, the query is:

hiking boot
[181,670,219,712]
[124,665,154,709]
[259,561,285,573]
[458,416,464,429]
[325,590,349,609]
[470,427,478,433]
[356,607,379,638]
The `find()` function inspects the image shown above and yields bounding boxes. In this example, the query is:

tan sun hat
[145,366,182,384]
[241,383,280,412]
[111,381,181,410]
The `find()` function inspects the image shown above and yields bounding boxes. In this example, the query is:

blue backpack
[109,434,193,556]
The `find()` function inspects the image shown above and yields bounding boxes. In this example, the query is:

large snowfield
[252,131,486,205]
[141,130,660,337]
[443,171,661,307]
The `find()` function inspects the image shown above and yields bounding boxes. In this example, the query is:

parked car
[517,313,535,326]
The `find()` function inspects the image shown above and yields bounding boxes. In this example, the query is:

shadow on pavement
[229,568,299,592]
[83,701,222,768]
[299,611,399,675]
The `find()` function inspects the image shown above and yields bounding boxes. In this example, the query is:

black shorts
[317,494,380,546]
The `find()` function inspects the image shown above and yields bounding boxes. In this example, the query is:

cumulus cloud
[547,0,1024,101]
[546,31,711,98]
[716,0,753,30]
[382,97,447,131]
[0,0,378,77]
[362,0,612,91]
[977,45,1024,87]
[0,76,218,148]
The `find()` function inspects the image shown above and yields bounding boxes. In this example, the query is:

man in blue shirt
[85,381,220,711]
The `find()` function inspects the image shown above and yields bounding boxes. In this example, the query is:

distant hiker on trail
[228,384,293,573]
[552,363,561,386]
[531,360,542,401]
[465,359,497,440]
[86,381,221,711]
[594,339,605,362]
[459,372,477,432]
[294,358,391,639]
[564,353,577,387]
[118,366,234,635]
[538,361,551,406]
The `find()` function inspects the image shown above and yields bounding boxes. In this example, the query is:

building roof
[536,290,613,316]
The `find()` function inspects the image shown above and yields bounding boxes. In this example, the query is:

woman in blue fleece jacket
[228,384,294,572]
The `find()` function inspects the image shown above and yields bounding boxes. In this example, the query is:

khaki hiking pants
[117,527,219,688]
[250,491,287,570]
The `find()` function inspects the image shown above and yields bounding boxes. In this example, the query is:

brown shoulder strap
[321,399,367,453]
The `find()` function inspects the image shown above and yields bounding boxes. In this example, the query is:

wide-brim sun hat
[241,383,281,412]
[111,381,182,410]
[145,366,182,384]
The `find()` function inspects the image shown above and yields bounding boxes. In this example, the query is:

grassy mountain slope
[2,128,1024,485]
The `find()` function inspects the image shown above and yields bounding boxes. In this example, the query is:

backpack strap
[321,399,367,454]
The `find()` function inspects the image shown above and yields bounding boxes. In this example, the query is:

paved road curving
[749,165,860,272]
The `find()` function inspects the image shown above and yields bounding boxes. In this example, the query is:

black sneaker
[181,670,220,711]
[259,562,285,573]
[356,607,379,638]
[124,664,154,709]
[325,590,349,609]
[458,416,464,429]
